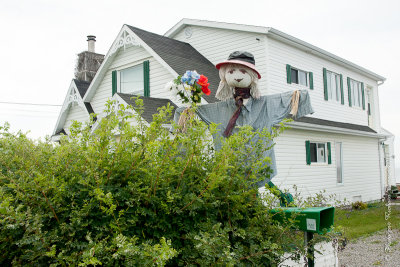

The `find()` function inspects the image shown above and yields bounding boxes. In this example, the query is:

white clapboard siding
[269,128,381,202]
[173,25,381,129]
[91,45,175,117]
[173,26,269,93]
[63,105,90,135]
[267,37,378,127]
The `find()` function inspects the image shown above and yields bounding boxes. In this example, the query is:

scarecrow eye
[240,69,247,74]
[228,69,235,74]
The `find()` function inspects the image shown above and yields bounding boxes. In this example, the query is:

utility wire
[0,101,62,107]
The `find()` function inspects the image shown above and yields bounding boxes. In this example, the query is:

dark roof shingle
[117,93,178,123]
[294,117,376,133]
[127,25,219,103]
[74,79,91,98]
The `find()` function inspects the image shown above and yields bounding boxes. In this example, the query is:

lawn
[334,201,400,240]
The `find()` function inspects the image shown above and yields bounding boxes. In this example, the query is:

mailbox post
[269,206,335,266]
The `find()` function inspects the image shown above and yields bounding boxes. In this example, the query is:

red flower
[201,84,211,95]
[197,75,211,95]
[197,75,208,87]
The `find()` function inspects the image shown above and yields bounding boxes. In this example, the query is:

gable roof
[166,19,385,82]
[52,79,96,136]
[74,79,91,98]
[83,24,219,103]
[117,93,178,123]
[127,25,219,103]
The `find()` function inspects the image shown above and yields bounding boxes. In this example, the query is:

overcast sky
[1,0,399,178]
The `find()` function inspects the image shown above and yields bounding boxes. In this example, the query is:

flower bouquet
[165,70,211,132]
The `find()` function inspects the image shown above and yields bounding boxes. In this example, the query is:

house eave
[286,121,386,138]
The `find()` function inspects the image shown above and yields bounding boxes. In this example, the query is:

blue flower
[181,70,200,85]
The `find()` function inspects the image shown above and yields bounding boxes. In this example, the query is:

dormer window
[112,60,150,97]
[120,64,144,95]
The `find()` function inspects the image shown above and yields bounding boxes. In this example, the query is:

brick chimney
[74,35,105,83]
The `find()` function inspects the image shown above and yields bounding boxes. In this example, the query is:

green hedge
[1,99,306,266]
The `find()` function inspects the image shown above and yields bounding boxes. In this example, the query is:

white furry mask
[215,63,261,101]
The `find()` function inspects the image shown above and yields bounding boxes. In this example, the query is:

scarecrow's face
[224,65,252,88]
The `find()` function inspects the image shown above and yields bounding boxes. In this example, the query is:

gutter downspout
[378,137,387,200]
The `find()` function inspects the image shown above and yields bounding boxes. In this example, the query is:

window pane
[291,69,298,84]
[335,74,341,102]
[317,143,326,162]
[336,142,343,183]
[120,65,144,95]
[310,143,317,162]
[327,72,332,99]
[299,70,307,86]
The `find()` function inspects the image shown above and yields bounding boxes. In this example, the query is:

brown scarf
[223,88,252,137]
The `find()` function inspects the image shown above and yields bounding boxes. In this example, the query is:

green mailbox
[269,206,335,234]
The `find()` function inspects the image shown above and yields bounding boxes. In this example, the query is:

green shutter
[305,141,311,165]
[143,60,150,97]
[327,142,332,164]
[112,70,117,96]
[323,68,328,100]
[361,82,365,110]
[340,74,344,105]
[286,64,292,84]
[347,77,352,107]
[309,72,314,89]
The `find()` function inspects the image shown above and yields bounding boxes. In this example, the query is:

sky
[0,0,399,180]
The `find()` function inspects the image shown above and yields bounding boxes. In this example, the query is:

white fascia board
[286,121,386,138]
[52,80,89,135]
[379,127,395,137]
[165,18,268,37]
[165,19,385,82]
[266,28,386,82]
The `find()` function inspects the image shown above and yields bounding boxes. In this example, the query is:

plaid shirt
[174,90,314,187]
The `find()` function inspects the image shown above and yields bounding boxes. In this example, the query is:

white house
[52,19,396,203]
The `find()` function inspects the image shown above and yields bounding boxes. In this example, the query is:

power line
[0,101,62,107]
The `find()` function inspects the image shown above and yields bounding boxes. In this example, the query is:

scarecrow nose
[235,78,243,82]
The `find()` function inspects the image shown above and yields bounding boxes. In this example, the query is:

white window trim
[336,142,344,185]
[309,141,328,165]
[326,70,342,103]
[291,67,309,87]
[349,78,363,109]
[117,63,144,95]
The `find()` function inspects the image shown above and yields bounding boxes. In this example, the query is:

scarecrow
[174,51,314,205]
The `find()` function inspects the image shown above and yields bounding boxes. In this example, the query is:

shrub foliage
[1,100,307,266]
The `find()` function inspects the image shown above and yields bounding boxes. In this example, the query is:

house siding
[173,26,269,94]
[91,45,175,117]
[63,104,89,134]
[269,128,382,202]
[173,26,381,131]
[267,37,380,130]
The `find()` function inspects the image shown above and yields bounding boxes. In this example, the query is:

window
[119,64,144,95]
[310,142,326,163]
[305,141,331,165]
[336,142,343,184]
[286,64,313,89]
[347,78,365,109]
[291,68,307,86]
[326,71,341,102]
[323,68,344,104]
[112,60,150,97]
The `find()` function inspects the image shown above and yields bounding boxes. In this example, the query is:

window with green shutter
[324,68,343,103]
[347,77,364,108]
[306,141,331,164]
[112,61,150,97]
[287,64,313,89]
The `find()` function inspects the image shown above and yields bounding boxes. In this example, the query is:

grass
[334,201,400,240]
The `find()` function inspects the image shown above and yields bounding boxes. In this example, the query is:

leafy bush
[0,99,333,266]
[352,201,367,210]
